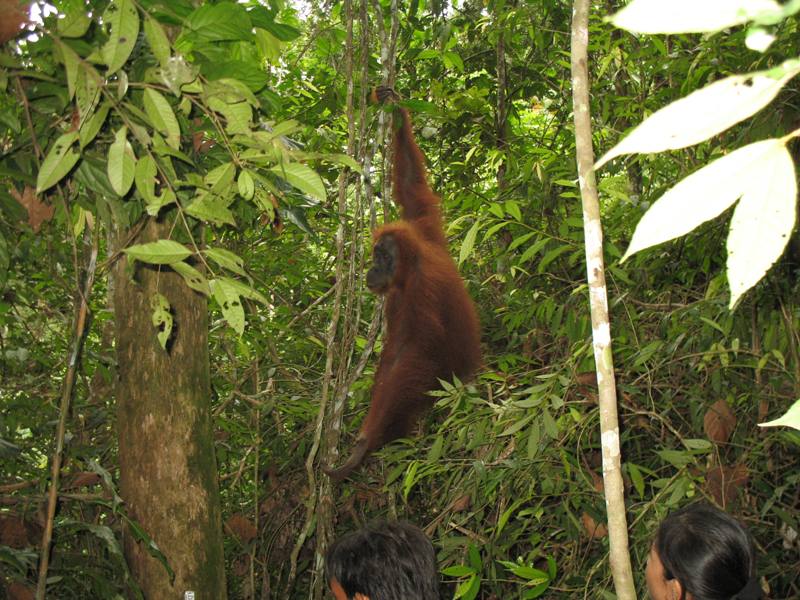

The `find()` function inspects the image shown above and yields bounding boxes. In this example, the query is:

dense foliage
[1,0,798,598]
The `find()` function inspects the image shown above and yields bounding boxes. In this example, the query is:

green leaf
[58,41,81,101]
[727,142,797,308]
[101,0,140,75]
[442,565,475,577]
[58,0,92,37]
[622,140,782,261]
[610,0,782,34]
[443,51,464,72]
[144,16,171,66]
[36,132,80,193]
[143,88,181,150]
[459,220,480,265]
[79,102,111,149]
[269,163,326,203]
[108,127,136,196]
[759,399,800,431]
[596,62,800,169]
[453,573,479,600]
[186,192,236,226]
[123,240,192,265]
[208,97,252,135]
[238,170,255,200]
[211,278,245,335]
[172,261,211,296]
[203,247,247,277]
[219,276,268,305]
[499,413,534,437]
[206,162,237,194]
[150,293,173,350]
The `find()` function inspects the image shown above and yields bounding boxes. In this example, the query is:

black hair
[655,503,762,600]
[325,520,440,600]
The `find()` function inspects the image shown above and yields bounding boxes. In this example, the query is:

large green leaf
[144,16,171,67]
[143,88,181,149]
[123,240,192,264]
[36,132,80,193]
[101,0,140,75]
[107,127,136,196]
[269,163,326,203]
[172,261,211,296]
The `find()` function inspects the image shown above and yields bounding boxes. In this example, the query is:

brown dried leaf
[704,399,736,444]
[705,463,749,508]
[6,581,35,600]
[225,513,257,543]
[10,186,55,232]
[62,472,101,490]
[0,516,30,548]
[581,512,608,540]
[451,494,471,512]
[0,0,30,45]
[588,468,604,493]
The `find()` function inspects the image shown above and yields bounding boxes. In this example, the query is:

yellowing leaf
[622,140,780,261]
[596,63,800,169]
[610,0,781,34]
[727,142,796,307]
[101,0,139,75]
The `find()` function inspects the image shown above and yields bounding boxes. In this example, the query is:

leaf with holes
[150,293,173,350]
[172,261,210,296]
[101,0,139,75]
[211,278,245,335]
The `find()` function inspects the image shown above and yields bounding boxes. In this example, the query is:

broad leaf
[58,41,80,101]
[123,240,192,264]
[80,102,111,149]
[101,0,139,75]
[622,140,780,261]
[58,0,92,37]
[596,62,800,169]
[727,142,796,307]
[759,399,800,431]
[36,132,80,193]
[219,276,268,305]
[610,0,781,34]
[459,220,480,265]
[203,247,247,277]
[108,127,136,196]
[269,163,326,203]
[144,16,170,67]
[237,170,255,200]
[172,261,211,296]
[211,279,245,335]
[143,88,181,149]
[186,193,236,226]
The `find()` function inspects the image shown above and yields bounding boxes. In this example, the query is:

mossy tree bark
[114,218,226,599]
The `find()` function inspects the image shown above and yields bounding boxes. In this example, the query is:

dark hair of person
[655,503,762,600]
[325,520,440,600]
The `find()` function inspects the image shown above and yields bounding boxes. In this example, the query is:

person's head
[325,520,439,600]
[646,503,762,600]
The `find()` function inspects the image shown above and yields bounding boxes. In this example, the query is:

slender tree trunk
[114,218,227,600]
[570,2,636,599]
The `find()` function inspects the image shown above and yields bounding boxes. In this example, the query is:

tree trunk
[114,218,227,600]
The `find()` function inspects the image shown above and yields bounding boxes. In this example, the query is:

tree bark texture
[570,1,636,599]
[114,218,227,599]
